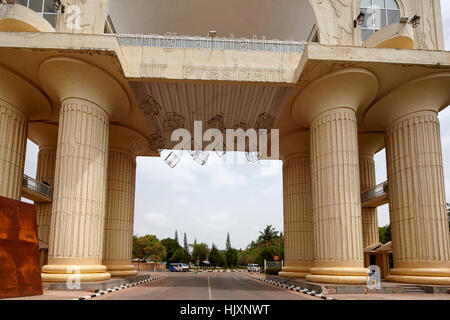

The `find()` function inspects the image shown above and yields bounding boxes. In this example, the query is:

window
[14,0,58,27]
[360,0,400,41]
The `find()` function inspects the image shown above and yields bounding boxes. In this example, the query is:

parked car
[168,263,183,272]
[180,263,190,272]
[247,264,261,272]
[168,263,190,272]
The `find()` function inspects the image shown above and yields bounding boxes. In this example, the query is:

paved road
[94,272,319,300]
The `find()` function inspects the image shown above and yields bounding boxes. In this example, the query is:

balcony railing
[22,175,53,201]
[361,181,388,205]
[117,34,308,53]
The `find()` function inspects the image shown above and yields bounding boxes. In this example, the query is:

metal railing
[117,34,308,53]
[361,181,388,204]
[22,175,53,199]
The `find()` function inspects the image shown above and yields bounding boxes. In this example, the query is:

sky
[23,2,450,250]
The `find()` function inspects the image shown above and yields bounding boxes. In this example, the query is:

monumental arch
[0,0,449,286]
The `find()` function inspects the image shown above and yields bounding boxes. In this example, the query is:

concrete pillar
[42,99,111,282]
[0,65,50,201]
[385,111,450,285]
[0,102,27,200]
[279,132,313,278]
[38,57,130,282]
[291,68,379,284]
[102,141,138,276]
[306,108,367,284]
[363,72,450,285]
[359,153,379,248]
[36,147,57,244]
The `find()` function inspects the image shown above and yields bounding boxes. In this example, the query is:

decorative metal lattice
[149,132,166,152]
[164,152,181,168]
[163,112,185,133]
[255,113,276,131]
[207,114,226,132]
[139,95,162,118]
[190,150,210,166]
[246,151,260,163]
[232,122,251,131]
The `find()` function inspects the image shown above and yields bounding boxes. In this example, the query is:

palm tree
[258,225,279,246]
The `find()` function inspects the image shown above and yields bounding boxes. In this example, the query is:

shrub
[264,267,281,275]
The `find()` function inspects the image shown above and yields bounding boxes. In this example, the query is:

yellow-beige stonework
[279,132,313,278]
[42,99,111,282]
[359,153,379,248]
[0,0,448,286]
[36,147,57,244]
[102,146,138,277]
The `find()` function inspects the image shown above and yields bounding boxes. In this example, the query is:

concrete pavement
[93,272,320,300]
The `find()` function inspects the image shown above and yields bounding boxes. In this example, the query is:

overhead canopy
[108,0,317,41]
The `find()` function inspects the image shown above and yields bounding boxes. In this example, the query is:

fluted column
[359,154,379,248]
[42,98,111,282]
[306,108,367,284]
[385,111,450,285]
[35,147,57,244]
[103,149,138,276]
[279,153,313,278]
[0,102,27,200]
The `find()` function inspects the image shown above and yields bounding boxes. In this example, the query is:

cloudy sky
[23,3,450,250]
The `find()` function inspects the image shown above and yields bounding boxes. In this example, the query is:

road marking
[207,275,212,300]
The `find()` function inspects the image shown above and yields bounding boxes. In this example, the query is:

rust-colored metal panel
[0,196,43,299]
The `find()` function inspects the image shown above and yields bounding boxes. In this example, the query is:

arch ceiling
[108,0,318,41]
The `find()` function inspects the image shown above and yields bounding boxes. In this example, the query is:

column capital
[364,72,450,130]
[0,64,51,119]
[291,68,378,128]
[109,125,151,157]
[358,132,385,156]
[38,57,130,119]
[279,131,309,161]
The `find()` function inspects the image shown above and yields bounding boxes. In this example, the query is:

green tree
[184,233,189,252]
[174,230,179,244]
[238,253,248,266]
[133,235,167,262]
[226,233,231,250]
[379,225,391,244]
[209,244,220,267]
[161,238,182,262]
[171,247,190,263]
[258,225,279,246]
[226,248,238,267]
[192,243,209,263]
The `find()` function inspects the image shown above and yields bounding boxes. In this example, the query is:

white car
[247,264,260,272]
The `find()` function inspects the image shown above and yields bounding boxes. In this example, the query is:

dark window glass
[29,0,43,12]
[44,0,57,13]
[15,0,29,6]
[43,14,57,27]
[387,10,400,25]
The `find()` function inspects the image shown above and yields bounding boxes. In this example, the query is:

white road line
[207,275,212,300]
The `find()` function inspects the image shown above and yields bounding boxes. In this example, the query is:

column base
[279,262,311,278]
[106,265,138,277]
[103,260,138,277]
[386,267,450,285]
[305,267,369,285]
[41,265,111,283]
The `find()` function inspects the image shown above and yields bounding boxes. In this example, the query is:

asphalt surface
[94,272,319,300]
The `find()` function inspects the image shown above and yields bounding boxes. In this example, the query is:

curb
[73,274,167,300]
[250,275,336,301]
